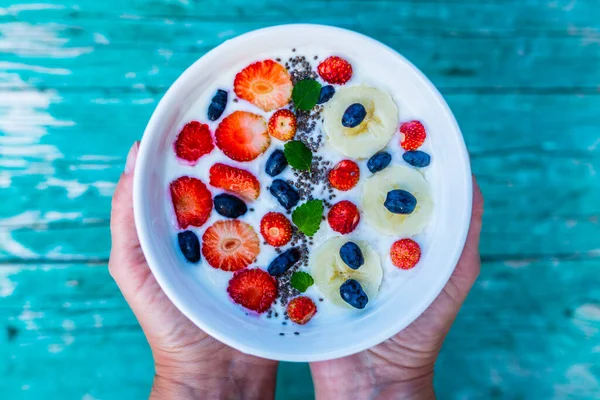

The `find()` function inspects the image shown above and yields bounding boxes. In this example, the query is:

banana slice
[362,166,433,236]
[323,85,399,158]
[311,237,382,308]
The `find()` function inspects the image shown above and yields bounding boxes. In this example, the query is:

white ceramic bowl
[134,24,472,362]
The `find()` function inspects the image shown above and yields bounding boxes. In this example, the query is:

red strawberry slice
[268,109,297,141]
[174,121,214,164]
[400,121,427,150]
[215,111,270,162]
[209,163,260,201]
[317,56,353,85]
[328,160,360,191]
[327,200,360,234]
[234,60,293,112]
[227,268,277,313]
[260,212,293,247]
[287,296,317,325]
[169,176,213,229]
[390,239,421,270]
[202,220,260,272]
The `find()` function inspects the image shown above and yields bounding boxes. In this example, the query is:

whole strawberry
[318,56,353,85]
[287,296,317,325]
[328,160,360,191]
[390,239,421,270]
[400,120,427,151]
[328,200,360,234]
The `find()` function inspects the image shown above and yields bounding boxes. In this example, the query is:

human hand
[109,142,278,400]
[310,177,484,400]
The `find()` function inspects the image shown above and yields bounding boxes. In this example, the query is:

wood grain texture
[1,0,599,399]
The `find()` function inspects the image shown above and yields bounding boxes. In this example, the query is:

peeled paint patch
[571,303,600,337]
[0,266,19,297]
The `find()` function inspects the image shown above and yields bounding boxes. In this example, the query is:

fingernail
[125,141,140,174]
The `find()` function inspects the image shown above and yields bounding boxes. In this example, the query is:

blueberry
[317,85,335,104]
[207,89,228,121]
[384,190,417,214]
[267,248,301,276]
[214,193,247,218]
[177,231,201,263]
[340,242,364,270]
[341,103,367,128]
[402,151,431,168]
[339,279,368,309]
[367,152,392,173]
[265,149,288,177]
[269,179,300,209]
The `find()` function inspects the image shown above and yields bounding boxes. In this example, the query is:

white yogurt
[163,46,435,325]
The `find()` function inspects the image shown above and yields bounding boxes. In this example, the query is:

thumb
[109,141,149,291]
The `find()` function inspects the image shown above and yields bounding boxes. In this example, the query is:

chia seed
[279,333,285,336]
[294,332,300,335]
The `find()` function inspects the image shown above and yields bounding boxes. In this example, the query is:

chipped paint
[0,266,19,297]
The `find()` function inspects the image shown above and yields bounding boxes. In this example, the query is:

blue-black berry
[267,248,301,276]
[339,279,368,309]
[265,149,288,177]
[367,152,392,173]
[402,151,431,168]
[177,230,201,263]
[207,89,228,121]
[269,179,300,209]
[384,190,417,214]
[317,85,335,104]
[214,193,247,218]
[341,103,367,128]
[340,242,364,270]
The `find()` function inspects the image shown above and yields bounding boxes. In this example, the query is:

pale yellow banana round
[361,166,433,236]
[311,237,382,308]
[323,85,399,158]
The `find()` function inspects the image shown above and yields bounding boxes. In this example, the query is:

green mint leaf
[292,199,324,236]
[291,271,314,293]
[284,140,312,171]
[292,79,322,111]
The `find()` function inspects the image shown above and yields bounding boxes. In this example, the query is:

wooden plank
[3,27,600,90]
[3,0,599,33]
[1,259,598,398]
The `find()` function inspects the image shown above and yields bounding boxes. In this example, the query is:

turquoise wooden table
[1,0,599,398]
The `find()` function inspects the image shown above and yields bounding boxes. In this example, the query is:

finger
[109,141,149,286]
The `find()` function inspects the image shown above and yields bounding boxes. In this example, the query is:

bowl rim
[133,23,472,362]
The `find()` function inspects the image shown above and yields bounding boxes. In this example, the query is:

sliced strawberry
[209,163,260,201]
[174,121,214,164]
[202,220,260,272]
[227,268,277,313]
[268,109,297,141]
[400,121,427,151]
[287,296,317,325]
[234,60,293,112]
[390,239,421,270]
[328,160,360,191]
[215,111,270,162]
[327,200,360,234]
[260,212,292,247]
[317,56,353,85]
[169,176,213,229]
